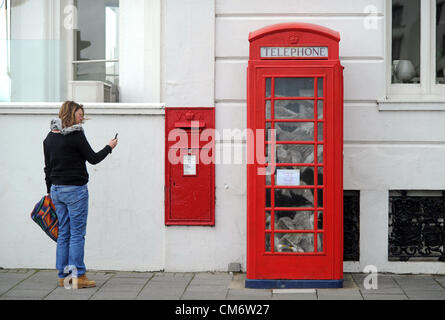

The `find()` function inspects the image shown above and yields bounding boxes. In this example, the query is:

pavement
[1,269,445,300]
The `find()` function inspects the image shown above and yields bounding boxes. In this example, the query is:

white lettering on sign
[261,47,329,58]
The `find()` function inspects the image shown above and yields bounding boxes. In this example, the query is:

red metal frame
[247,23,344,281]
[165,107,215,226]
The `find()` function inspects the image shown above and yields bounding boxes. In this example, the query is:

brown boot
[58,277,72,287]
[72,274,96,289]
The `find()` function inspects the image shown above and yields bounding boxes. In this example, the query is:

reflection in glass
[266,211,271,230]
[266,78,271,97]
[318,189,323,207]
[266,189,271,207]
[276,144,314,164]
[318,101,324,119]
[265,165,272,186]
[265,233,271,252]
[318,123,324,141]
[392,0,420,83]
[76,0,120,88]
[318,211,324,230]
[317,233,323,252]
[0,1,11,102]
[437,2,445,83]
[275,233,314,252]
[276,122,314,141]
[275,211,314,230]
[275,100,314,119]
[318,145,324,164]
[275,78,314,97]
[317,78,324,97]
[265,101,271,119]
[275,189,314,208]
[265,122,271,141]
[318,167,324,186]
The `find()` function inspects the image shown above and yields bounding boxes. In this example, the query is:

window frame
[386,0,445,100]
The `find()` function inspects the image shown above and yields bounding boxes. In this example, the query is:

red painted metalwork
[247,23,344,281]
[165,107,215,226]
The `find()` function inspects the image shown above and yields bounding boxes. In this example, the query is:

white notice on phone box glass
[276,169,300,186]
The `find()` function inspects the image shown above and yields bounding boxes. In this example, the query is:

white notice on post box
[276,169,300,186]
[183,155,197,176]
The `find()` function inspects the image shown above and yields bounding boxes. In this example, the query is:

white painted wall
[214,0,445,275]
[162,0,215,106]
[3,0,445,275]
[0,104,165,272]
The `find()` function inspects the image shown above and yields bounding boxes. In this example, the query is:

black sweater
[43,130,112,193]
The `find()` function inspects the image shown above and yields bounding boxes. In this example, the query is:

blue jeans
[50,184,89,279]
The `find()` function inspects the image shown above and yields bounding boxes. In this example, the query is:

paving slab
[112,272,153,278]
[393,275,444,291]
[137,286,186,300]
[405,291,445,300]
[44,287,98,300]
[271,292,317,300]
[0,288,54,300]
[317,289,363,300]
[2,269,445,300]
[100,277,148,288]
[0,270,36,280]
[226,288,272,300]
[90,290,139,300]
[362,294,408,300]
[193,272,233,280]
[433,275,445,287]
[181,291,228,300]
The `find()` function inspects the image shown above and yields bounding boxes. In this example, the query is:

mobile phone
[114,133,118,139]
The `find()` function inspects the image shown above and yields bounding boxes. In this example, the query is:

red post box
[246,23,344,288]
[165,107,215,226]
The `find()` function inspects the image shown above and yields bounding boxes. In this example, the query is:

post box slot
[174,121,206,128]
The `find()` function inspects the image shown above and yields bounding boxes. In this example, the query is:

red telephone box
[246,23,344,288]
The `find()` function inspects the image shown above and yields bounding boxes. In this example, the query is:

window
[389,0,445,97]
[389,190,445,262]
[72,0,120,101]
[0,0,120,103]
[344,191,360,262]
[0,0,11,102]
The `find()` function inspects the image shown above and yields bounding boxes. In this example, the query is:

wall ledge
[378,99,445,111]
[0,103,166,115]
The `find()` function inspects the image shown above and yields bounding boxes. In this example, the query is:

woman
[43,101,118,288]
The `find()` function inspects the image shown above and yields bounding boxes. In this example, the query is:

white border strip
[0,103,166,115]
[378,100,445,111]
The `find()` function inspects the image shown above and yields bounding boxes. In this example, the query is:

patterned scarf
[50,119,83,136]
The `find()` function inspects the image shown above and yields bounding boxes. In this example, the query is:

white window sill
[378,98,445,111]
[0,102,165,115]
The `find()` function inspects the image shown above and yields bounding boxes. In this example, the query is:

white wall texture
[2,0,445,275]
[0,104,165,271]
[213,0,445,274]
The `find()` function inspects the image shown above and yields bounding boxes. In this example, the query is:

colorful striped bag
[30,195,58,242]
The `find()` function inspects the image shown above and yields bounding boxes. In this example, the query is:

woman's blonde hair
[59,101,84,128]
